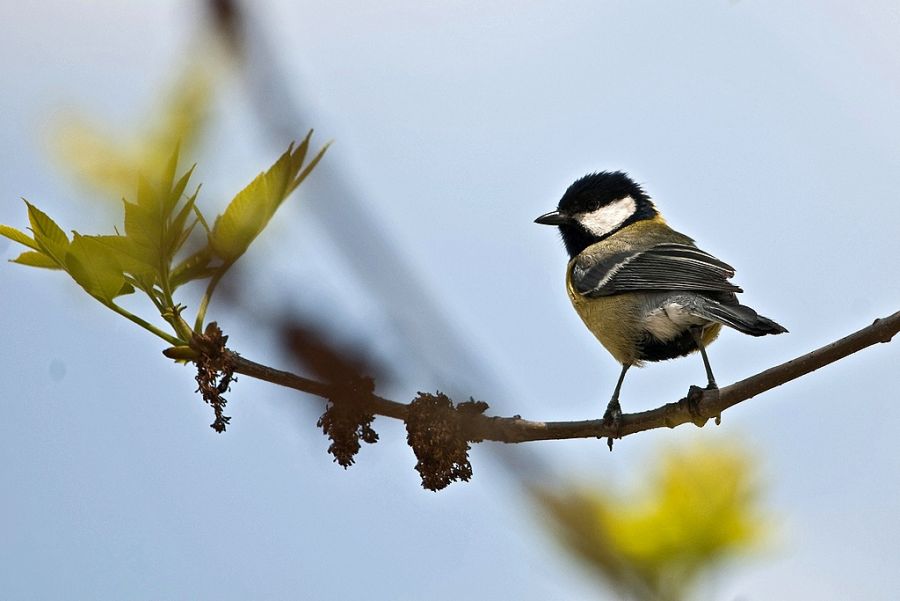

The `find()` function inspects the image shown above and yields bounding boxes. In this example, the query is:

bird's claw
[686,385,709,427]
[602,399,623,451]
[685,384,721,427]
[703,382,722,425]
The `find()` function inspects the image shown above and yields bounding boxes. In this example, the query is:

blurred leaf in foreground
[535,441,767,601]
[51,55,220,199]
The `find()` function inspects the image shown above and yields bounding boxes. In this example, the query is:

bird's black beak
[534,210,570,226]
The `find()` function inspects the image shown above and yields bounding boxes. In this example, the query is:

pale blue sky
[2,2,899,599]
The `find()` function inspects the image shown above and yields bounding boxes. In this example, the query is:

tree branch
[227,310,900,444]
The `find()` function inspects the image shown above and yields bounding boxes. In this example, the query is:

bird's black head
[535,171,657,258]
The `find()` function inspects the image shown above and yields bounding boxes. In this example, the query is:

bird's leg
[690,327,717,389]
[698,344,717,388]
[689,327,721,425]
[603,364,630,450]
[604,364,629,419]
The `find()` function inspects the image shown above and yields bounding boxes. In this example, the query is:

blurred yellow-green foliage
[52,55,221,199]
[535,441,766,601]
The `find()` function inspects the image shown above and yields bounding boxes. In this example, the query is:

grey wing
[572,243,743,298]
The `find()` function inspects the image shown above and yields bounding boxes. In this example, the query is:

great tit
[535,172,786,444]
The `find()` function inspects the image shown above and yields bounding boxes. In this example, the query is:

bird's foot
[602,398,623,451]
[702,381,722,425]
[683,383,722,426]
[686,385,710,427]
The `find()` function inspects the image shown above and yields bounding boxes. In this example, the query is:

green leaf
[25,201,69,264]
[135,174,160,212]
[0,224,41,251]
[132,176,167,248]
[166,187,200,256]
[209,174,270,263]
[91,235,159,279]
[122,162,200,271]
[170,218,198,260]
[160,143,180,203]
[193,202,211,234]
[170,246,215,288]
[171,164,195,200]
[209,136,327,263]
[292,132,311,171]
[11,250,61,269]
[290,140,330,195]
[166,163,195,217]
[123,199,162,258]
[65,234,127,301]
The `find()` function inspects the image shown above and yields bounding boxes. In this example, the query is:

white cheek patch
[576,196,637,238]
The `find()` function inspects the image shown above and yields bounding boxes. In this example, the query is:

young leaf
[171,164,195,201]
[65,234,128,301]
[135,174,160,213]
[123,199,163,259]
[208,178,269,263]
[291,132,311,170]
[0,224,41,251]
[209,148,293,262]
[165,163,196,218]
[160,143,180,210]
[91,235,159,279]
[192,202,211,234]
[11,251,60,269]
[166,187,200,257]
[291,141,330,194]
[121,161,201,274]
[171,246,216,288]
[25,201,69,264]
[209,136,326,264]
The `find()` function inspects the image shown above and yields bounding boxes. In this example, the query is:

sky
[1,1,899,599]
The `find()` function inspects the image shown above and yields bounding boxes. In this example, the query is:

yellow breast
[566,274,645,365]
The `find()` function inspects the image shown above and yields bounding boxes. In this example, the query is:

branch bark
[228,310,900,444]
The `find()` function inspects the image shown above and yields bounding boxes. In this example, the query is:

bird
[535,171,786,448]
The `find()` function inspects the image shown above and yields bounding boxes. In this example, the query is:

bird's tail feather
[698,299,788,336]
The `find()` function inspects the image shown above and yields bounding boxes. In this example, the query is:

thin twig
[228,310,900,444]
[105,299,182,346]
